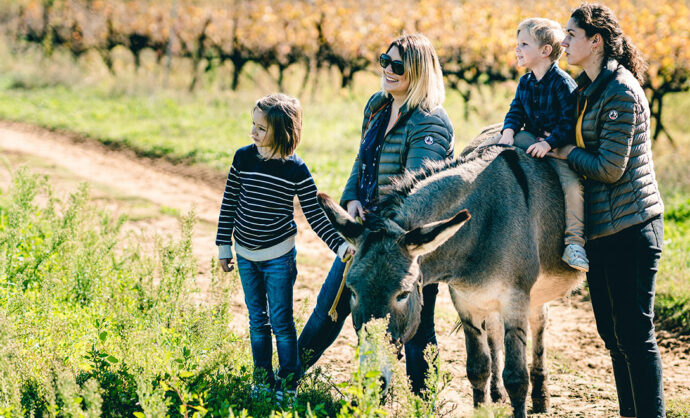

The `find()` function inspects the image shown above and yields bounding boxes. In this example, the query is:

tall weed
[3,168,460,417]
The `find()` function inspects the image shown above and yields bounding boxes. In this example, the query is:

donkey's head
[318,192,470,343]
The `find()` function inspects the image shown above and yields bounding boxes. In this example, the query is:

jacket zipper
[359,101,405,203]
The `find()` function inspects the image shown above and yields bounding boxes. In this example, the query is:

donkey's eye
[349,288,358,305]
[396,291,411,302]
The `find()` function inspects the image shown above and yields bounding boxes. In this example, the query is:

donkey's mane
[358,215,400,255]
[377,144,513,216]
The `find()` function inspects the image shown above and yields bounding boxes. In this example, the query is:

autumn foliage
[2,0,688,138]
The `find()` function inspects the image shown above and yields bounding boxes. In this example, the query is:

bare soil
[1,121,688,416]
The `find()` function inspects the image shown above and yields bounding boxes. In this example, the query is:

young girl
[216,93,349,399]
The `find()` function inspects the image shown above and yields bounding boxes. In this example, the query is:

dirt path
[1,121,688,416]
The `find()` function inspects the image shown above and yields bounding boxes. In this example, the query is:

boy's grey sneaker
[562,243,589,272]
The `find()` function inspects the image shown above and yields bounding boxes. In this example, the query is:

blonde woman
[298,33,454,395]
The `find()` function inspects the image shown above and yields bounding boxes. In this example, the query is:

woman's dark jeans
[236,248,301,389]
[586,216,665,417]
[298,257,439,395]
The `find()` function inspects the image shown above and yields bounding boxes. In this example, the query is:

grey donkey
[317,130,584,417]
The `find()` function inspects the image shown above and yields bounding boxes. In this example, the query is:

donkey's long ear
[317,192,365,246]
[403,209,470,257]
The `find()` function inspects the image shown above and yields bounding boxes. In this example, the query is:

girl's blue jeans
[298,256,438,395]
[236,248,301,389]
[586,216,665,417]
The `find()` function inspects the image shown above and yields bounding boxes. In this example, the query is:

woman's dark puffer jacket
[568,59,663,240]
[341,91,454,205]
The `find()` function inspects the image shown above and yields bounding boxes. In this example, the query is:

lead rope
[328,216,362,321]
[328,252,353,322]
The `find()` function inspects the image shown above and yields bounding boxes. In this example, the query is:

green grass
[0,42,510,199]
[0,77,364,199]
[668,399,690,418]
[652,91,690,334]
[0,72,509,199]
[1,168,451,417]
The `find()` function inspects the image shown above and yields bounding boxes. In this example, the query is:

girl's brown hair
[570,3,647,84]
[254,93,302,159]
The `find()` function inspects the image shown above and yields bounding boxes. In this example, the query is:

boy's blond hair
[383,33,445,112]
[517,18,566,62]
[254,93,302,159]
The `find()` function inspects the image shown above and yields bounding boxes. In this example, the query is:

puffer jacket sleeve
[405,112,454,171]
[568,88,635,184]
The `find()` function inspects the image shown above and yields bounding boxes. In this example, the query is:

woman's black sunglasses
[379,53,405,75]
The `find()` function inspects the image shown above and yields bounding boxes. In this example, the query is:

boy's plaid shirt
[503,63,577,149]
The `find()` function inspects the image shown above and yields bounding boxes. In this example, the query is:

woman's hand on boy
[219,258,235,272]
[547,144,576,160]
[527,140,551,158]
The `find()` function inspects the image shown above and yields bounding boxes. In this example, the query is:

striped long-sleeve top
[215,144,346,262]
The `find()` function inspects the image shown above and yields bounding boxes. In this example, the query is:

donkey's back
[409,145,581,302]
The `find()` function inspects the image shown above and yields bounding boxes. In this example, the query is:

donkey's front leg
[529,303,550,413]
[486,312,507,403]
[502,294,530,418]
[450,289,491,407]
[460,311,492,406]
[450,288,493,406]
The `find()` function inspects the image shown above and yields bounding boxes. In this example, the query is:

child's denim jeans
[236,248,301,389]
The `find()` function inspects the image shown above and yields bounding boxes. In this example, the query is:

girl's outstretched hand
[220,258,235,272]
[346,200,366,221]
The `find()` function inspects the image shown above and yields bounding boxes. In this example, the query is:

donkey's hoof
[472,388,488,407]
[510,404,527,418]
[491,386,508,403]
[531,396,550,413]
